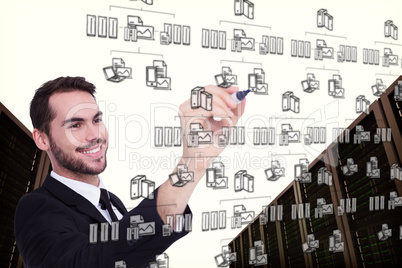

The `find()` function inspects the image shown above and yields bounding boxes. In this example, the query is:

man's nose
[85,124,101,142]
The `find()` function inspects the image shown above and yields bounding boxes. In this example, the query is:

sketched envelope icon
[198,131,213,144]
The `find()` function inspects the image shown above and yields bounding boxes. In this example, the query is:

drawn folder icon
[136,25,154,39]
[198,131,213,144]
[255,83,268,94]
[155,77,171,90]
[138,222,155,235]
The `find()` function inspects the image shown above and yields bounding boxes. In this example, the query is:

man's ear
[33,129,50,151]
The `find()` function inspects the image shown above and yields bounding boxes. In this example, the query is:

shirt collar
[51,171,106,207]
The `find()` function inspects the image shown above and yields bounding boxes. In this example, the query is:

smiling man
[14,76,246,267]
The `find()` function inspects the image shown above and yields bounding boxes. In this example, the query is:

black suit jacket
[14,175,191,268]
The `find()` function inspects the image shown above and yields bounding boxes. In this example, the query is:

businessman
[14,76,246,267]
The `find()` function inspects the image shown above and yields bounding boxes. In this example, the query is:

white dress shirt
[51,171,123,223]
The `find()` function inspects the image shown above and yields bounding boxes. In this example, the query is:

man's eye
[94,118,102,123]
[70,123,81,129]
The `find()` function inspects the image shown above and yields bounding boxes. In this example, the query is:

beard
[49,135,107,175]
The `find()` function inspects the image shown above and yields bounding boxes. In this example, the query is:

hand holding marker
[232,89,250,104]
[214,89,250,121]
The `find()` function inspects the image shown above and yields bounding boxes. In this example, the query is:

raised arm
[156,85,247,222]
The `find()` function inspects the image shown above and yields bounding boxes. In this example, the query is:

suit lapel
[43,175,107,223]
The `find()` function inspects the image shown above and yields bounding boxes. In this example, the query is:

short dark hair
[30,76,97,136]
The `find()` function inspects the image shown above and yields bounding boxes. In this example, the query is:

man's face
[46,90,108,176]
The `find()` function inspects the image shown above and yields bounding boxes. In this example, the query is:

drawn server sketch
[234,0,254,19]
[191,87,212,111]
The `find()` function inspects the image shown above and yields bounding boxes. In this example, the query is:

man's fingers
[206,85,245,110]
[232,98,246,117]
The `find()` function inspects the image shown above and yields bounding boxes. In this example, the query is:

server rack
[229,76,402,267]
[0,103,51,268]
